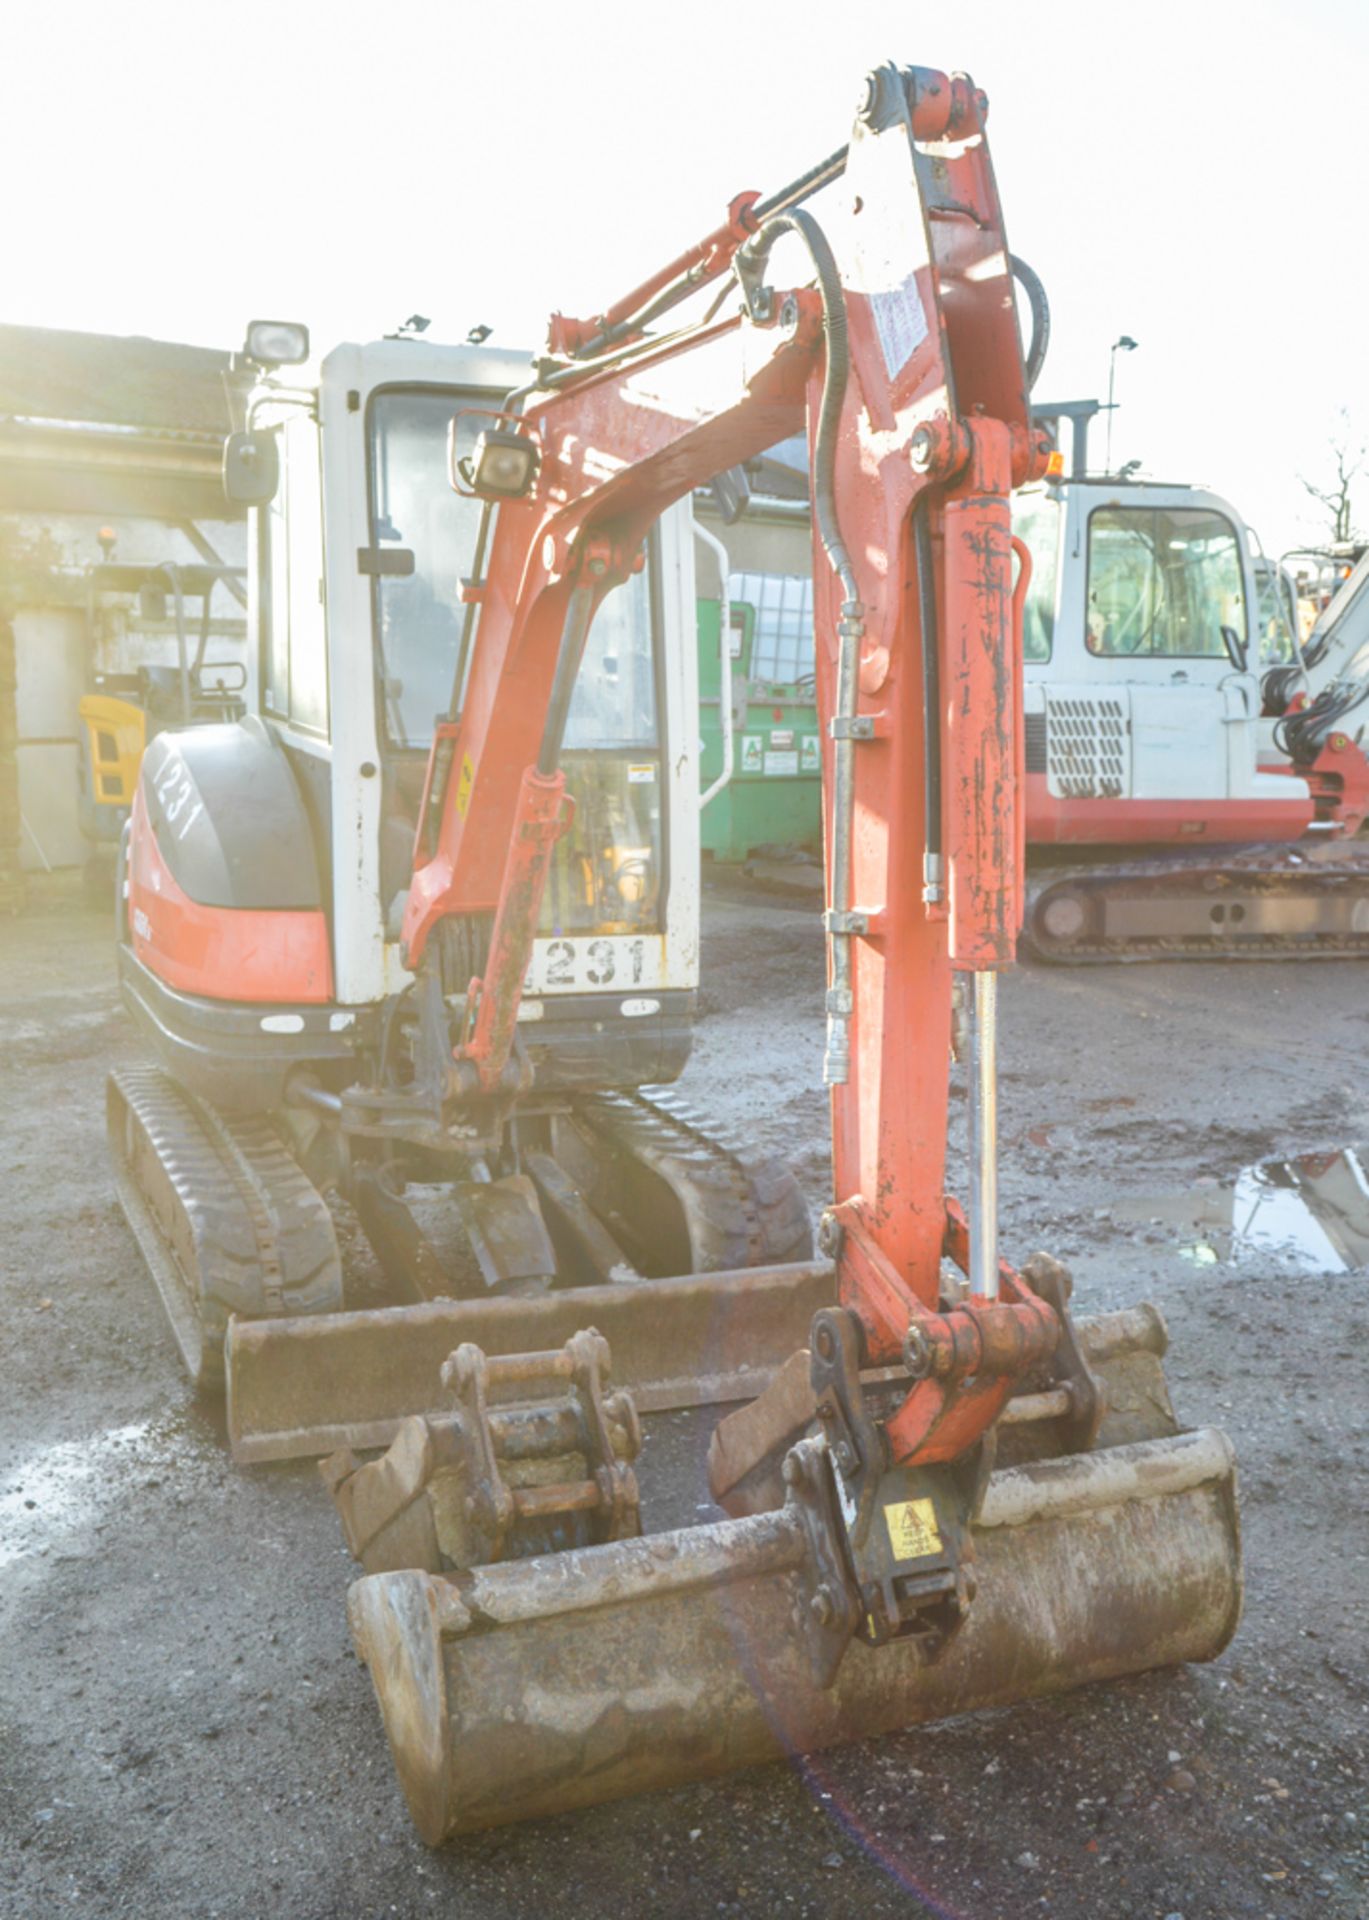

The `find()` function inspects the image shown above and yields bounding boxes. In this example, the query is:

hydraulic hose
[1010,255,1050,393]
[735,209,862,1085]
[1276,679,1369,765]
[737,209,857,602]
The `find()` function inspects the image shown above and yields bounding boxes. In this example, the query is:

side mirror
[193,660,248,695]
[707,464,752,526]
[1220,624,1249,674]
[223,430,280,506]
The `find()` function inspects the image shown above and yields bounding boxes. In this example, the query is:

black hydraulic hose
[913,495,942,884]
[752,145,848,223]
[736,208,855,599]
[538,584,598,775]
[1010,254,1050,392]
[1280,679,1369,764]
[737,207,863,1085]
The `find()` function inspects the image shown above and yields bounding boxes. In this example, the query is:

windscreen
[367,387,666,936]
[1086,507,1246,659]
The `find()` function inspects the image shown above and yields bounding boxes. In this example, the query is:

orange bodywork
[127,785,333,1005]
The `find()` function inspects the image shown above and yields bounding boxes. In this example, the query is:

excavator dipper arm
[400,64,1053,1499]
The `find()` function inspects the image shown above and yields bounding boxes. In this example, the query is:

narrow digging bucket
[348,1425,1241,1842]
[225,1260,832,1463]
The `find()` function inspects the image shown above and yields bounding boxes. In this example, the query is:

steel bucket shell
[348,1426,1241,1842]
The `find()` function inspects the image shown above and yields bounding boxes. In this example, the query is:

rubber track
[577,1087,815,1273]
[108,1065,343,1387]
[1026,853,1369,964]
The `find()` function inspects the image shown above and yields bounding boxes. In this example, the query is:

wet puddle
[0,1408,221,1573]
[0,1422,154,1571]
[1115,1144,1369,1273]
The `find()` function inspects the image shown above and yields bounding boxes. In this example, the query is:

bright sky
[5,0,1366,555]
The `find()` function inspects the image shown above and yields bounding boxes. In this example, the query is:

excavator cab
[1016,476,1312,843]
[354,365,685,1037]
[109,334,815,1420]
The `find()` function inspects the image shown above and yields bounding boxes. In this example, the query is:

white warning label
[869,270,929,383]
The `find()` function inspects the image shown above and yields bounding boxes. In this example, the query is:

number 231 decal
[535,938,648,989]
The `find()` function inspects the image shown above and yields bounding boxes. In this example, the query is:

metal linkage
[323,1329,642,1576]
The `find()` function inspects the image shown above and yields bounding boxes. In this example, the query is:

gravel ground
[1,879,1366,1919]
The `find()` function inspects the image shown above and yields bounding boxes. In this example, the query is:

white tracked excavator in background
[1013,419,1369,961]
[1262,538,1369,767]
[301,60,1243,1841]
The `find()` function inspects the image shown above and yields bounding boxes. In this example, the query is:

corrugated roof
[0,325,235,434]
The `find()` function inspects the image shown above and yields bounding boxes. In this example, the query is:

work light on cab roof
[243,319,310,367]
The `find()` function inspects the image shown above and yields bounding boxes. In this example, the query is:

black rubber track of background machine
[576,1087,815,1274]
[1024,854,1369,964]
[107,1065,343,1389]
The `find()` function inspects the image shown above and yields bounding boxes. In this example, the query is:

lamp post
[1106,335,1138,474]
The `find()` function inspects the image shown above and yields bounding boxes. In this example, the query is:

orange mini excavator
[316,60,1242,1839]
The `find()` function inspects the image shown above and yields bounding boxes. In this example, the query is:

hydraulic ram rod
[968,970,1000,1300]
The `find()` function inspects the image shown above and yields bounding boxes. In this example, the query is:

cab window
[1086,507,1246,659]
[366,387,668,936]
[368,389,484,746]
[260,412,329,736]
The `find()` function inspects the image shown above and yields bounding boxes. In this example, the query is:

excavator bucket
[341,1310,1240,1842]
[226,1258,832,1463]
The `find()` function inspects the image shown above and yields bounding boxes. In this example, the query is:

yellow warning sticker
[455,753,475,819]
[883,1496,942,1562]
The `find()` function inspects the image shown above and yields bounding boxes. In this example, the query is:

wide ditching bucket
[338,1308,1241,1842]
[226,1259,832,1463]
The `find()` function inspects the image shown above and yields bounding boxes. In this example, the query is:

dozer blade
[348,1424,1241,1842]
[226,1259,833,1463]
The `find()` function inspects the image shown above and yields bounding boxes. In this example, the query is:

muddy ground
[1,879,1366,1920]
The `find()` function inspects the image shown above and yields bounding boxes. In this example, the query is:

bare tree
[1299,411,1365,544]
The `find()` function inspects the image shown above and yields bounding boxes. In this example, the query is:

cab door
[1082,501,1250,803]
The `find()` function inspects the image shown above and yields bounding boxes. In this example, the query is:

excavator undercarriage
[109,1060,816,1428]
[1026,842,1369,962]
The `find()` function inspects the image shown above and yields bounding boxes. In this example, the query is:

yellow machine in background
[77,691,145,829]
[76,560,246,885]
